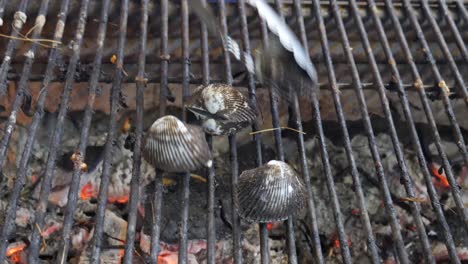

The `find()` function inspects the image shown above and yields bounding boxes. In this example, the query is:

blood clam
[186,84,258,136]
[142,115,212,172]
[236,160,307,222]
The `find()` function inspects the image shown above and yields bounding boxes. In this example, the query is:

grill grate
[0,0,466,263]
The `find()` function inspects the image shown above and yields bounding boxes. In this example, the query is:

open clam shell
[186,84,258,135]
[236,160,306,223]
[143,115,212,172]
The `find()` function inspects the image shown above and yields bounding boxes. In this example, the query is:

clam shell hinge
[236,160,307,223]
[143,115,212,172]
[186,83,258,135]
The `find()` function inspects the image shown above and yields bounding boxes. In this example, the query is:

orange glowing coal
[80,182,130,204]
[6,243,26,257]
[80,182,94,201]
[108,195,130,204]
[7,242,27,263]
[431,164,450,189]
[334,238,352,249]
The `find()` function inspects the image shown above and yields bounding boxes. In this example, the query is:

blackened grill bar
[0,0,69,262]
[56,0,112,262]
[370,0,460,262]
[122,0,147,262]
[0,1,466,264]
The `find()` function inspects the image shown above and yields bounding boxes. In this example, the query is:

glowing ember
[121,117,132,133]
[80,182,94,201]
[80,183,130,204]
[334,238,352,249]
[11,253,21,263]
[108,195,130,204]
[6,242,27,257]
[431,164,450,189]
[158,252,178,264]
[267,223,274,231]
[266,222,281,231]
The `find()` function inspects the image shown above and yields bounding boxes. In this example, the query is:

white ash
[71,227,92,252]
[282,132,465,262]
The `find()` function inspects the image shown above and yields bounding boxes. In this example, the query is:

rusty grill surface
[0,0,466,263]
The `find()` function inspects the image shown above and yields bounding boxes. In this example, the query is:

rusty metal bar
[198,0,216,263]
[402,0,468,232]
[89,0,128,262]
[55,0,111,262]
[0,0,50,186]
[0,0,30,97]
[454,0,468,24]
[150,0,170,262]
[274,1,354,262]
[437,0,468,63]
[307,0,381,262]
[419,0,468,104]
[0,0,70,263]
[372,0,462,262]
[27,0,90,261]
[178,1,191,263]
[349,0,437,263]
[234,1,267,263]
[260,3,298,262]
[330,0,411,262]
[123,0,148,263]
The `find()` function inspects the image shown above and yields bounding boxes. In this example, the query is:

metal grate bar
[373,1,462,262]
[0,0,29,97]
[265,2,299,263]
[56,0,112,262]
[454,0,468,24]
[89,0,128,262]
[349,0,437,263]
[402,0,468,232]
[308,0,381,262]
[292,1,328,263]
[437,0,468,64]
[199,0,216,263]
[0,0,51,189]
[234,1,254,263]
[0,0,31,171]
[0,0,69,262]
[150,0,170,262]
[26,0,89,261]
[330,0,411,263]
[420,0,468,105]
[178,1,191,263]
[278,2,357,263]
[234,1,268,263]
[122,0,148,263]
[229,134,242,264]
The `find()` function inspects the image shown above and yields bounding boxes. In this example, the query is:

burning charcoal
[6,241,27,263]
[236,160,306,222]
[38,145,105,207]
[186,84,258,136]
[143,115,212,172]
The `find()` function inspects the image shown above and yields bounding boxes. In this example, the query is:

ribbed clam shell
[236,160,306,223]
[186,84,257,135]
[143,115,212,172]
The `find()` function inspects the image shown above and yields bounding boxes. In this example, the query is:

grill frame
[0,1,465,264]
